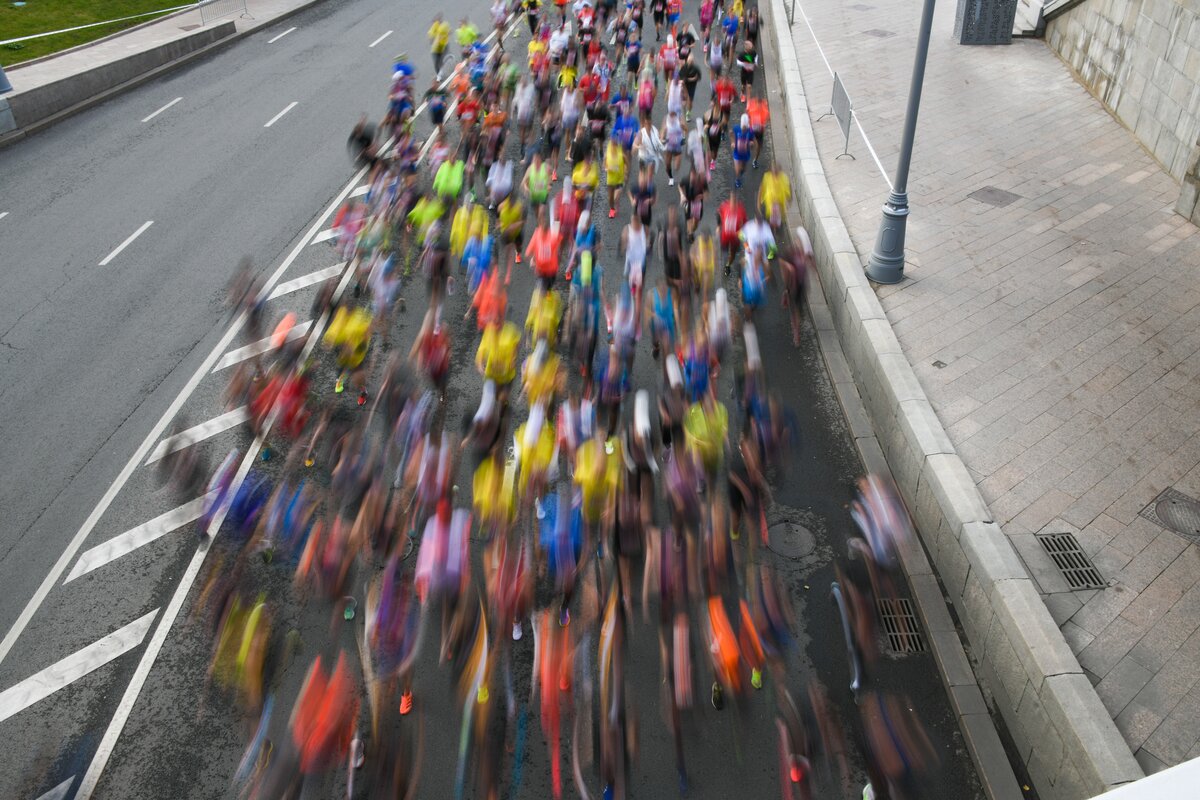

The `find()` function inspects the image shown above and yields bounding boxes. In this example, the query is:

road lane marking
[0,212,9,221]
[369,30,393,48]
[311,227,338,244]
[98,221,153,266]
[264,101,298,128]
[351,183,370,197]
[77,262,356,800]
[35,776,75,800]
[0,158,373,670]
[0,6,496,668]
[141,97,181,123]
[267,26,296,43]
[0,610,158,724]
[213,319,312,371]
[144,406,251,465]
[268,263,346,299]
[65,495,215,583]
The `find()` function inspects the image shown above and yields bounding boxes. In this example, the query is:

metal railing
[198,0,250,26]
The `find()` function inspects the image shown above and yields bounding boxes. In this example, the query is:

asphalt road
[0,1,985,798]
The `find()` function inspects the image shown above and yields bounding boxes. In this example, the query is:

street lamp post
[865,0,938,284]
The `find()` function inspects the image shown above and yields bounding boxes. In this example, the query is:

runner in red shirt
[714,75,736,124]
[718,191,747,275]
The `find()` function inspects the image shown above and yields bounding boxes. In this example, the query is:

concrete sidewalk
[1,0,326,139]
[786,0,1200,781]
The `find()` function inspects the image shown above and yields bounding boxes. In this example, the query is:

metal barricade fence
[816,72,855,160]
[199,0,249,25]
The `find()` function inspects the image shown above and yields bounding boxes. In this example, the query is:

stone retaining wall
[1045,0,1200,184]
[766,0,1144,796]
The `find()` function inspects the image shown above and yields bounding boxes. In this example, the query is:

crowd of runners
[172,0,941,798]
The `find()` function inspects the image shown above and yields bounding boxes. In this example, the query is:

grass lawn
[1,0,187,66]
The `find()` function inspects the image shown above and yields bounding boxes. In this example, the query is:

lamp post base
[865,192,910,285]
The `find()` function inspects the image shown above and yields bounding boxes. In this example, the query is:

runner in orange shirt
[525,208,563,289]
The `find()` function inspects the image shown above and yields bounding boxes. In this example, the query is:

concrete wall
[766,0,1145,796]
[2,22,234,135]
[1045,0,1200,183]
[1178,135,1200,225]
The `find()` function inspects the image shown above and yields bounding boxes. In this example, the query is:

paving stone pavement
[785,0,1200,774]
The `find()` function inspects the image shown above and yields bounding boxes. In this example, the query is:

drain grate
[877,598,925,654]
[1037,533,1106,589]
[862,28,896,38]
[1140,488,1200,544]
[967,186,1022,208]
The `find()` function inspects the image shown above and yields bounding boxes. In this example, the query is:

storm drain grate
[877,598,925,654]
[1140,487,1200,544]
[1036,533,1106,589]
[967,185,1022,207]
[862,28,896,38]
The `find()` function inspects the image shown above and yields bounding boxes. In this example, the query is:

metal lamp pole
[865,0,938,284]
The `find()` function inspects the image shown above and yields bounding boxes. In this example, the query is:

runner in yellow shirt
[604,139,626,219]
[476,321,521,388]
[758,164,791,231]
[428,14,450,75]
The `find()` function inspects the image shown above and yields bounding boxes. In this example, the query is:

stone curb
[763,1,1143,798]
[0,0,330,149]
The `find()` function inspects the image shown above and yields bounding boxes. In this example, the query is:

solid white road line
[351,183,370,197]
[144,407,250,465]
[141,97,182,123]
[213,319,312,372]
[267,26,296,44]
[0,212,10,221]
[98,221,153,266]
[0,610,158,724]
[76,262,357,800]
[0,158,372,671]
[35,776,75,800]
[64,495,214,583]
[311,227,338,244]
[369,30,393,48]
[267,262,346,299]
[264,101,298,128]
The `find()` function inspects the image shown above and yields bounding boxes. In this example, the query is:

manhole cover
[862,28,895,37]
[1141,488,1200,544]
[967,186,1021,207]
[766,521,815,559]
[1157,498,1200,539]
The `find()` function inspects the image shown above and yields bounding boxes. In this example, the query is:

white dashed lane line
[141,97,182,123]
[264,101,298,128]
[267,26,296,44]
[98,221,153,266]
[0,610,158,724]
[369,30,393,48]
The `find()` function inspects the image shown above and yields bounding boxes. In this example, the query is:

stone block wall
[1045,0,1200,183]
